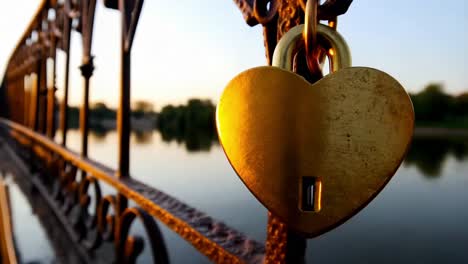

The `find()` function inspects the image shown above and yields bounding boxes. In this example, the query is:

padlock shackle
[272,24,351,73]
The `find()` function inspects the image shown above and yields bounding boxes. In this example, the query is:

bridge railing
[0,0,345,262]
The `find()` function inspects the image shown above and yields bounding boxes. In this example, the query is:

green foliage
[67,106,80,128]
[410,84,468,127]
[454,93,468,117]
[157,99,217,151]
[91,102,116,120]
[67,102,116,128]
[132,100,155,119]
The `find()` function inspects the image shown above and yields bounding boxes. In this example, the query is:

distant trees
[64,98,218,150]
[410,84,468,127]
[67,100,154,128]
[91,102,116,120]
[157,99,217,151]
[453,93,468,117]
[132,100,155,119]
[62,85,468,134]
[157,99,216,133]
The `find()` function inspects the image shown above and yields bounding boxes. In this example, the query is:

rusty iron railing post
[79,58,94,158]
[78,0,97,160]
[116,0,133,243]
[60,49,71,146]
[118,48,131,178]
[112,0,144,245]
[37,52,48,134]
[37,9,49,135]
[33,53,42,133]
[23,75,31,129]
[46,25,57,139]
[59,4,72,147]
[46,72,56,138]
[113,0,143,179]
[117,1,130,179]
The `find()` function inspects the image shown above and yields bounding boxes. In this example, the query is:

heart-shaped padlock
[217,24,414,237]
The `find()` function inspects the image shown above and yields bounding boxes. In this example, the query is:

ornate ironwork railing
[0,0,352,263]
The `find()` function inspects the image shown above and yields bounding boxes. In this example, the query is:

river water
[6,130,468,263]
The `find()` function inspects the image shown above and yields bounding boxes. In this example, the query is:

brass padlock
[217,25,414,237]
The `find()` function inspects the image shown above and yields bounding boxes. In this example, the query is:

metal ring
[303,0,322,76]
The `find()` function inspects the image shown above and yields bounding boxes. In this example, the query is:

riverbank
[89,117,157,131]
[81,116,468,139]
[414,127,468,138]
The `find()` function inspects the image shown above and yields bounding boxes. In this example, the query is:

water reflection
[88,127,468,178]
[404,137,468,177]
[88,126,112,142]
[6,129,468,263]
[134,130,154,145]
[159,128,218,152]
[87,127,219,152]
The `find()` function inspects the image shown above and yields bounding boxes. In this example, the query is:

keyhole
[301,177,322,212]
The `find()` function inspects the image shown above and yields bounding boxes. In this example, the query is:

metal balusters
[33,56,42,133]
[79,0,97,159]
[118,49,131,178]
[37,49,47,134]
[79,59,93,157]
[23,76,30,128]
[59,2,72,146]
[114,0,144,244]
[46,48,57,138]
[104,0,142,179]
[0,1,359,263]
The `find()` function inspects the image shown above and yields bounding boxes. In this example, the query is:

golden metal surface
[217,66,414,237]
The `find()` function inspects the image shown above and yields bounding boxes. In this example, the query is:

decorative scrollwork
[97,194,117,241]
[78,175,103,248]
[18,147,170,262]
[117,207,170,263]
[0,119,267,263]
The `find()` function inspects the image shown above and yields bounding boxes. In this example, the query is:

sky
[0,0,467,109]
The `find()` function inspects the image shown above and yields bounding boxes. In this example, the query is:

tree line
[410,84,468,127]
[66,83,468,132]
[66,98,217,151]
[156,99,217,150]
[67,100,157,128]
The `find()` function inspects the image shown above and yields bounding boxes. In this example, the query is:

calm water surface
[7,130,468,263]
